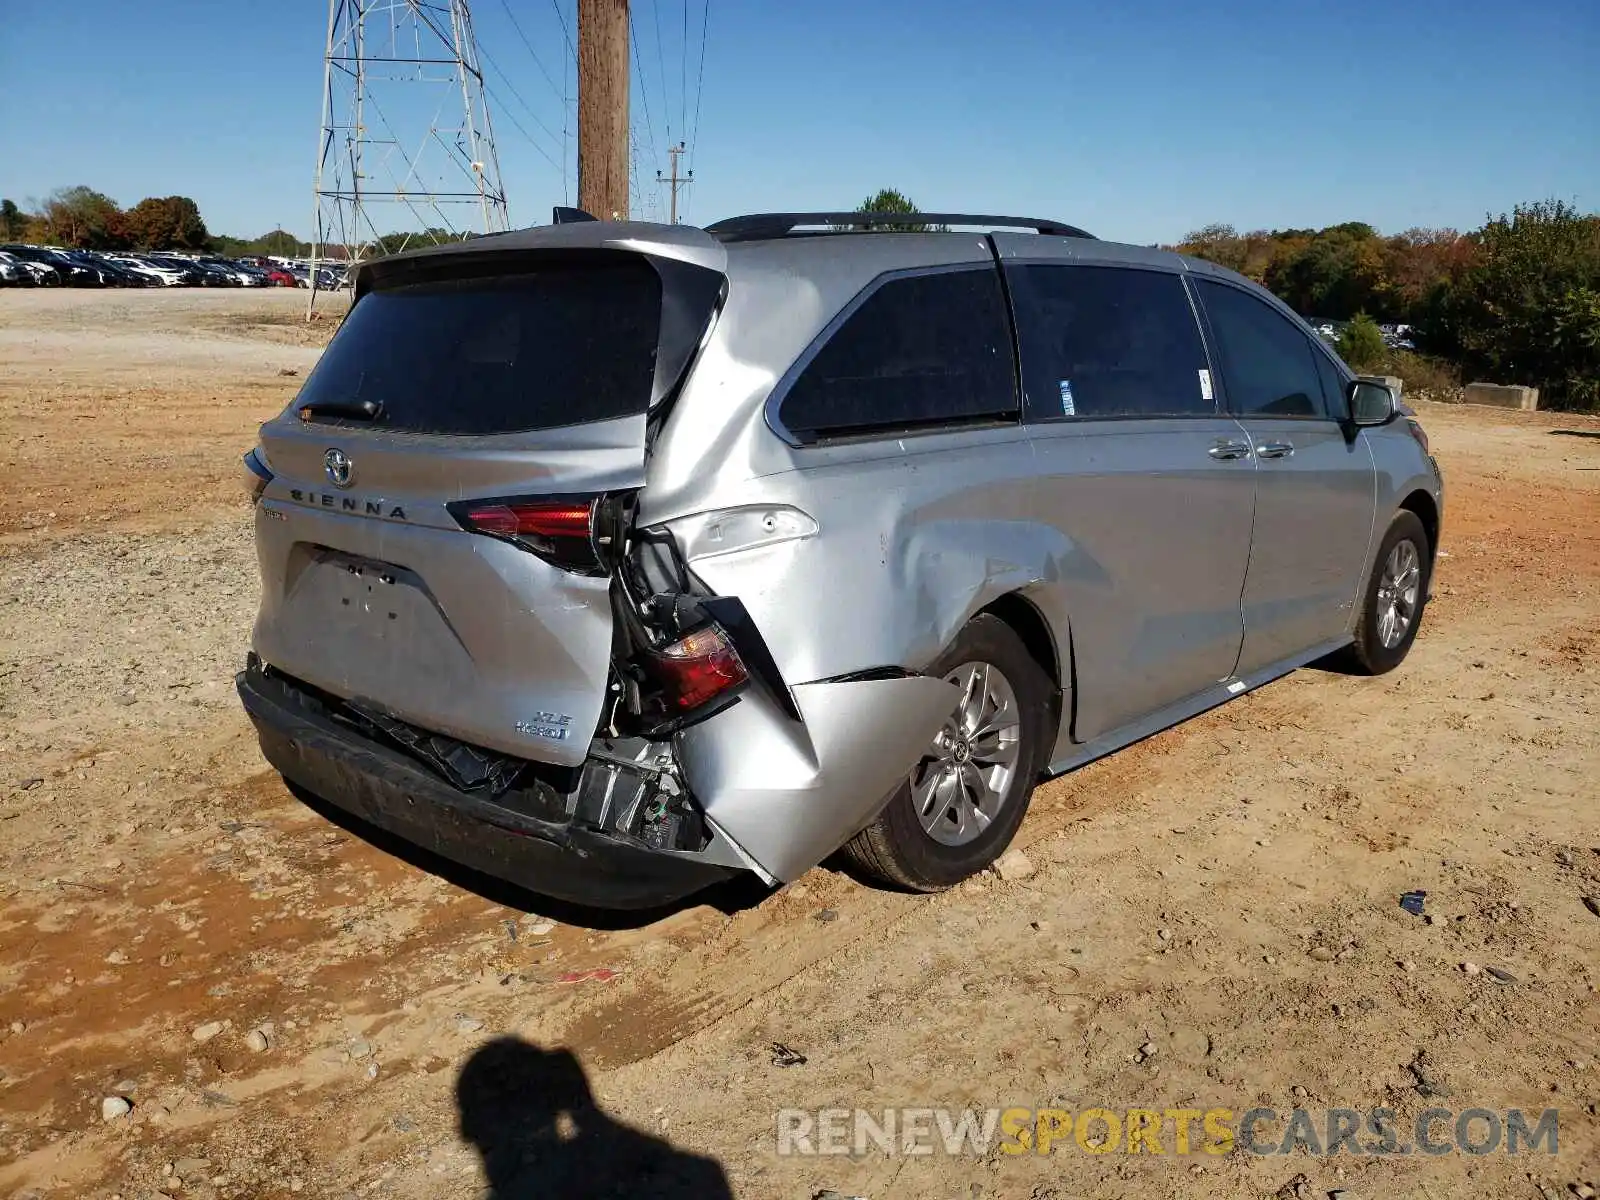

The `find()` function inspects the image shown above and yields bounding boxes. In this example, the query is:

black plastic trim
[238,665,736,909]
[707,212,1095,242]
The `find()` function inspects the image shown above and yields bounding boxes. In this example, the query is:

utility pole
[578,0,629,220]
[656,141,692,224]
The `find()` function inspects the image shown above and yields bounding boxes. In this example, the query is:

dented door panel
[656,426,1054,681]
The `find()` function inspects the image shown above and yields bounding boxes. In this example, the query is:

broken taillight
[449,497,603,575]
[647,625,749,711]
[241,447,272,504]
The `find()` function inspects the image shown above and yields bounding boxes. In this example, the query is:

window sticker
[1059,379,1076,417]
[1199,368,1214,401]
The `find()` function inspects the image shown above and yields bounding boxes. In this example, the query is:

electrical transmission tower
[309,0,510,312]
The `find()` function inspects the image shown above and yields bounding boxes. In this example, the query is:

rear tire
[1345,510,1430,675]
[843,614,1051,891]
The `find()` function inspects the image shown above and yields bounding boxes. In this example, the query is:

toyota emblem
[324,447,353,488]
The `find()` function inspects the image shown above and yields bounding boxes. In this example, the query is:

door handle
[1255,441,1295,459]
[1208,440,1252,461]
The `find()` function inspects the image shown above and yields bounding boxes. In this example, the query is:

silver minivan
[237,211,1443,907]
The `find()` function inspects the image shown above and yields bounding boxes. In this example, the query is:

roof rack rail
[704,212,1095,242]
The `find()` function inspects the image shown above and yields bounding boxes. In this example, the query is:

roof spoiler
[704,212,1096,242]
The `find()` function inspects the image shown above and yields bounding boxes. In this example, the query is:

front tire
[1346,509,1430,675]
[843,615,1051,891]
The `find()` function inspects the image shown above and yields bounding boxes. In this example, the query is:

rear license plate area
[298,549,441,658]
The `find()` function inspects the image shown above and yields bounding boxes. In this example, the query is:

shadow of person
[457,1036,733,1200]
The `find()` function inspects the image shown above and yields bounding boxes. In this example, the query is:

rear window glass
[777,267,1017,441]
[297,261,661,434]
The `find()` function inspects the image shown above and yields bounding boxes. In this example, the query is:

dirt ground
[1,287,1597,1200]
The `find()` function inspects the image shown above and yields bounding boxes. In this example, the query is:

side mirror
[1346,378,1396,427]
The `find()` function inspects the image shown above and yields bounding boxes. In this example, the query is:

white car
[107,256,184,287]
[0,251,32,285]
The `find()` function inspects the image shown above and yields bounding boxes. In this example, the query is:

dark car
[51,249,144,287]
[84,254,161,287]
[150,255,229,286]
[2,245,99,286]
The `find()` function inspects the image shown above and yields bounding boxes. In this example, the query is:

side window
[1007,264,1213,421]
[1197,281,1329,419]
[777,268,1016,442]
[1313,347,1349,419]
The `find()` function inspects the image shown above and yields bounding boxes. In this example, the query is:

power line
[558,4,571,203]
[478,45,564,152]
[688,0,709,163]
[628,10,662,181]
[550,0,577,63]
[650,0,672,144]
[495,0,566,105]
[480,77,565,174]
[679,0,688,143]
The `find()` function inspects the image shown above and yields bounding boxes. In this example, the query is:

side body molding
[673,674,960,881]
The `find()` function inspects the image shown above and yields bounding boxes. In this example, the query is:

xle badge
[517,712,574,742]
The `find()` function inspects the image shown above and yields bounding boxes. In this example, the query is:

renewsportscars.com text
[776,1106,1559,1158]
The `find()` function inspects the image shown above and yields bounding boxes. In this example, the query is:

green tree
[0,199,24,240]
[1336,313,1388,372]
[1550,286,1600,409]
[366,227,469,258]
[1265,223,1385,318]
[1179,224,1250,274]
[256,229,308,257]
[845,188,944,232]
[1431,199,1600,408]
[123,196,209,249]
[38,186,125,248]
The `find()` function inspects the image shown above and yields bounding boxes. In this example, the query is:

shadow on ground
[458,1036,733,1199]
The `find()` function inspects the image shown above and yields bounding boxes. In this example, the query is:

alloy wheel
[1376,538,1421,648]
[911,661,1023,847]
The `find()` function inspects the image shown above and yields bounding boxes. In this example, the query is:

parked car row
[0,245,351,289]
[1306,318,1417,352]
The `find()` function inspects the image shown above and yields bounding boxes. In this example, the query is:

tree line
[1173,200,1600,410]
[0,185,484,263]
[10,183,1597,410]
[0,185,313,259]
[860,190,1599,409]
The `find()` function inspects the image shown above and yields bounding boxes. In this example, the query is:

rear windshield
[297,261,662,434]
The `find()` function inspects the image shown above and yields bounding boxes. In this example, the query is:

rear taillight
[647,625,749,711]
[1405,418,1430,455]
[241,447,272,504]
[450,497,603,575]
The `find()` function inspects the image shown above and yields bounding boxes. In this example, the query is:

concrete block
[1464,382,1539,410]
[1361,374,1404,398]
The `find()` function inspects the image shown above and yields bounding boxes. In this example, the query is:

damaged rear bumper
[236,665,738,909]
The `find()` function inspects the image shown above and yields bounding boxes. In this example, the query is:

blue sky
[2,0,1597,244]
